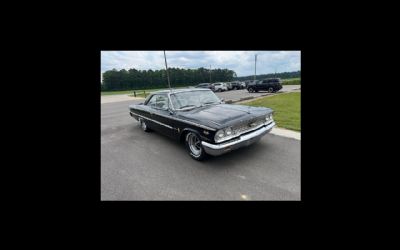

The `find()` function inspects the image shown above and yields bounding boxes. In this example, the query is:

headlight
[266,114,273,121]
[214,127,234,142]
[215,130,225,141]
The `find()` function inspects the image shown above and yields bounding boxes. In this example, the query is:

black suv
[247,78,283,93]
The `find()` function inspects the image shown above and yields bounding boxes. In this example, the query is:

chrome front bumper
[201,121,275,156]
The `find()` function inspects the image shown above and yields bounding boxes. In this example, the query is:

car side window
[146,95,157,106]
[148,95,168,110]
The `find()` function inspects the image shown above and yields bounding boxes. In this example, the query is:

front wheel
[185,132,207,161]
[248,87,254,93]
[268,87,274,93]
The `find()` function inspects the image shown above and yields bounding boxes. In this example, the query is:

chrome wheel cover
[141,120,147,130]
[187,133,201,156]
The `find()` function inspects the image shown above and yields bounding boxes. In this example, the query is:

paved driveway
[101,100,301,200]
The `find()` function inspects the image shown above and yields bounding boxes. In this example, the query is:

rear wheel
[140,119,151,132]
[185,132,207,161]
[248,87,254,93]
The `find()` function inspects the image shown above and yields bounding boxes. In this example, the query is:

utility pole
[254,54,257,81]
[164,50,171,90]
[209,65,212,83]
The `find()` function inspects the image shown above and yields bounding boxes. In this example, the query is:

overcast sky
[101,51,300,79]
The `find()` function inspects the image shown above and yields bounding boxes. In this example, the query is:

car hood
[176,104,272,129]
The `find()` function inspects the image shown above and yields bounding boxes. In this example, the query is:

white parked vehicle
[212,82,228,92]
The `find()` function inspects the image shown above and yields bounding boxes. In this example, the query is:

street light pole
[164,50,171,90]
[209,65,212,83]
[255,54,257,81]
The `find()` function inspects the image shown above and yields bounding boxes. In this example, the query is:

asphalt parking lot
[101,99,301,200]
[215,85,300,103]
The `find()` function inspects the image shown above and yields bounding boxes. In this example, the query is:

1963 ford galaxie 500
[129,88,275,160]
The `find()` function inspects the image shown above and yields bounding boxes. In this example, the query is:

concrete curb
[270,127,301,140]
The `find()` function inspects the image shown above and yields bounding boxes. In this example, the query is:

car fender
[181,128,208,143]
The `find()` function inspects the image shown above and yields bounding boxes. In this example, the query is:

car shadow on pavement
[202,140,270,166]
[129,123,272,170]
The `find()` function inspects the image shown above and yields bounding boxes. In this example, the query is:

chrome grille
[233,117,265,135]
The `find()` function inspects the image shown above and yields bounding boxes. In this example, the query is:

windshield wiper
[178,105,197,110]
[201,101,218,106]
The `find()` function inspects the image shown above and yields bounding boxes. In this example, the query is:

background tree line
[101,67,237,91]
[235,70,301,81]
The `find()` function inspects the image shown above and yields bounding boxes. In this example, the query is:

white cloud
[101,51,300,77]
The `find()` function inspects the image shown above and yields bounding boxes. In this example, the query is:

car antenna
[164,50,172,91]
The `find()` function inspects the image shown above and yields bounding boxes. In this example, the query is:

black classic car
[129,88,275,160]
[247,78,283,93]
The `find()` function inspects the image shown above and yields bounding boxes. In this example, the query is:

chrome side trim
[130,110,217,131]
[130,111,174,130]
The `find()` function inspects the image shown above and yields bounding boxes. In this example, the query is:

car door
[256,80,263,90]
[261,80,268,90]
[139,94,159,129]
[148,94,178,138]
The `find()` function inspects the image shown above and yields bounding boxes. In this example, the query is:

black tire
[185,132,208,161]
[140,119,151,132]
[248,87,254,93]
[268,87,274,93]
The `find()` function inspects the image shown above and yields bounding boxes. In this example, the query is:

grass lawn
[282,78,301,85]
[243,92,300,131]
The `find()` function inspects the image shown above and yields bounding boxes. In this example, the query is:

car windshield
[170,90,221,110]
